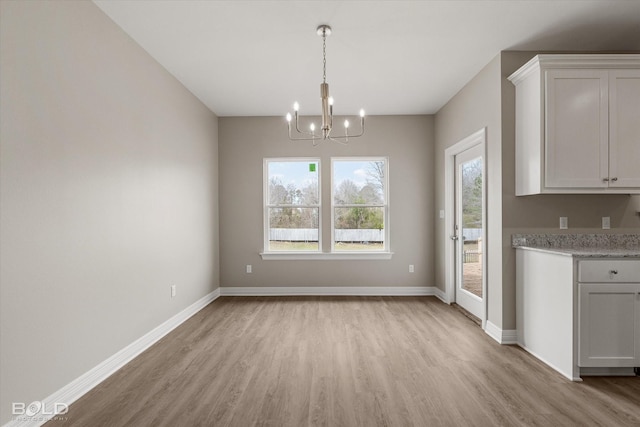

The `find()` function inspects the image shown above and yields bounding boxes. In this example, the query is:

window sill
[259,252,394,261]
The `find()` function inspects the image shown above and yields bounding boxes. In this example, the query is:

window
[264,159,320,252]
[332,158,388,252]
[262,157,391,259]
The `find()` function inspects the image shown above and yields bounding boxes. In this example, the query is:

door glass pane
[461,157,482,298]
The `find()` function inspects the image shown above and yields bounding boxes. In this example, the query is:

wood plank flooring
[46,296,640,426]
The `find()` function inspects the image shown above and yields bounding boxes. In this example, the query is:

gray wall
[0,1,219,423]
[434,55,504,327]
[435,51,640,332]
[219,116,434,289]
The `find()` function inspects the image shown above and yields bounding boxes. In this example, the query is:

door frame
[444,128,487,327]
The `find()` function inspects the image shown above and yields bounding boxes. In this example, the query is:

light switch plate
[602,216,610,229]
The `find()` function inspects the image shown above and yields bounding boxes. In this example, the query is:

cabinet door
[545,70,609,188]
[578,283,639,367]
[609,70,640,188]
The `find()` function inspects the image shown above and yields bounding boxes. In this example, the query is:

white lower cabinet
[578,283,640,367]
[516,250,640,380]
[578,260,640,368]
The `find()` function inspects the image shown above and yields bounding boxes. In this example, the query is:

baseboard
[3,288,220,427]
[433,287,449,304]
[484,320,518,345]
[220,286,439,297]
[517,342,578,381]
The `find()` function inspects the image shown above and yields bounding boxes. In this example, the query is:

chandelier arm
[287,124,319,141]
[328,118,365,139]
[293,111,306,135]
[328,137,349,145]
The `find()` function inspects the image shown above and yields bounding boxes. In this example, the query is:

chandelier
[286,25,365,145]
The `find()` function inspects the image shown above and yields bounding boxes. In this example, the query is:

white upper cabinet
[509,55,640,195]
[609,70,640,188]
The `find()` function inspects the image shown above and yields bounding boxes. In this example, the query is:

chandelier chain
[322,33,326,83]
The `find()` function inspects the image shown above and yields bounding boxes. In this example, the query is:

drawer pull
[610,270,618,275]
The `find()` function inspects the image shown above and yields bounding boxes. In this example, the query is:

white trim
[2,289,220,427]
[485,320,518,345]
[433,286,449,304]
[220,286,437,296]
[260,251,393,260]
[508,54,640,85]
[331,157,390,253]
[444,128,487,323]
[264,158,322,253]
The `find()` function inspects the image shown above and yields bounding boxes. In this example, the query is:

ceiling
[93,1,640,117]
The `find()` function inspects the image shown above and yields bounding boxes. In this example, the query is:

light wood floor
[47,296,640,426]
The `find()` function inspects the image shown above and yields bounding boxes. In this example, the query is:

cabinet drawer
[579,260,640,282]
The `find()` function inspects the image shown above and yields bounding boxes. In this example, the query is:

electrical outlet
[409,264,414,273]
[246,265,252,274]
[559,217,568,230]
[439,210,445,219]
[171,285,176,298]
[602,216,610,230]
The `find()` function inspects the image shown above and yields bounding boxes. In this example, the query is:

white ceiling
[93,1,640,117]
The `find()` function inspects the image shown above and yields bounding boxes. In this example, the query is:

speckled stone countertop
[512,234,640,258]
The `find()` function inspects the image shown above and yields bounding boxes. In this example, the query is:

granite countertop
[512,234,640,258]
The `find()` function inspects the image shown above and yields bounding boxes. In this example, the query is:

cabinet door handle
[603,177,610,182]
[611,177,618,182]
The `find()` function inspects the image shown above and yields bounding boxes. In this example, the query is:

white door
[453,144,485,319]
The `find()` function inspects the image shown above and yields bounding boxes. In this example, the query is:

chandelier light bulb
[293,102,299,112]
[310,123,316,132]
[360,109,365,118]
[344,120,349,128]
[329,97,334,106]
[286,113,292,122]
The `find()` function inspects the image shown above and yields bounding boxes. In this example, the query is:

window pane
[268,161,319,205]
[334,207,384,251]
[333,160,385,205]
[268,207,319,251]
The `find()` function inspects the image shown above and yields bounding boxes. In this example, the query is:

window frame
[263,157,321,254]
[260,156,393,260]
[331,157,390,253]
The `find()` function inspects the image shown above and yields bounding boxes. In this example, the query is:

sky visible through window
[267,160,371,188]
[268,161,318,191]
[333,161,371,189]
